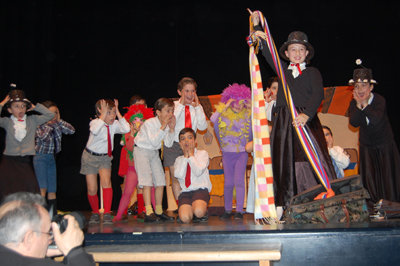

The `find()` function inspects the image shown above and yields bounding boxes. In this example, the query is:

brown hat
[348,59,377,84]
[279,31,314,61]
[7,84,32,109]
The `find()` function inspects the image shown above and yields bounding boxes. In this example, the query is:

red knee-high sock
[137,193,144,214]
[102,187,113,214]
[87,194,99,214]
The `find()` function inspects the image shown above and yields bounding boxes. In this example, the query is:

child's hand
[27,102,35,112]
[292,113,309,128]
[0,95,10,106]
[245,141,253,153]
[168,115,176,131]
[188,141,195,157]
[223,98,235,112]
[247,8,259,26]
[264,88,276,102]
[98,99,108,120]
[192,92,200,107]
[114,99,119,109]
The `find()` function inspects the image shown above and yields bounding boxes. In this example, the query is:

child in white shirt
[174,128,211,223]
[80,99,130,224]
[163,77,208,204]
[133,98,176,223]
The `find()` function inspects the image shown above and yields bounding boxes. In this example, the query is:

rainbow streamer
[248,11,334,199]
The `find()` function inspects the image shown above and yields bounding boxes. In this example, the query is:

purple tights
[222,151,248,213]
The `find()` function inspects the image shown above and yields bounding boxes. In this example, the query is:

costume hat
[348,59,377,84]
[7,84,32,109]
[279,31,314,61]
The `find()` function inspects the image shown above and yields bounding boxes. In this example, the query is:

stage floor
[83,209,400,234]
[81,210,400,265]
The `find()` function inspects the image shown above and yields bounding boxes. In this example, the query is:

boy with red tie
[80,99,130,224]
[163,77,208,206]
[174,128,211,223]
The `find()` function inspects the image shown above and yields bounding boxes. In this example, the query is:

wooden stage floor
[81,210,400,266]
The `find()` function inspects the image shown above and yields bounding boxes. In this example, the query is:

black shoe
[193,214,208,223]
[103,213,113,224]
[127,202,138,215]
[176,216,184,224]
[144,213,160,223]
[156,212,175,222]
[219,211,233,220]
[233,212,243,220]
[137,212,145,220]
[88,213,100,224]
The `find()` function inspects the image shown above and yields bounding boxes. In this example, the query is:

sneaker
[156,212,175,222]
[233,212,243,220]
[219,211,233,220]
[193,214,208,223]
[88,213,100,224]
[103,213,113,224]
[144,213,160,223]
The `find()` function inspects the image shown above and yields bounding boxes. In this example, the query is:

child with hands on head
[163,77,208,209]
[210,83,252,220]
[247,9,336,207]
[133,98,176,223]
[0,84,55,201]
[174,128,211,224]
[80,98,130,225]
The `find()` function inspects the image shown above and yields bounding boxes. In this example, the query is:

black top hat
[348,59,377,84]
[6,84,32,109]
[279,31,314,61]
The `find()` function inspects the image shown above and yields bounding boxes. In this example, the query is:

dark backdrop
[1,1,399,211]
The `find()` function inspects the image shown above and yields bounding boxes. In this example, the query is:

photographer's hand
[51,215,84,256]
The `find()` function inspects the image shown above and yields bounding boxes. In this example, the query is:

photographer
[0,192,94,265]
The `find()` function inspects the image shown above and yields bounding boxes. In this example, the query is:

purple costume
[210,84,252,213]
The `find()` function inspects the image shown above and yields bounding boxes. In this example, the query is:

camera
[52,211,86,233]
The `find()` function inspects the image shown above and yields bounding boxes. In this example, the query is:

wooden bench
[85,243,281,265]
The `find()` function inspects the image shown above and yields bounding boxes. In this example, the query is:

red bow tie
[18,119,24,122]
[290,63,303,75]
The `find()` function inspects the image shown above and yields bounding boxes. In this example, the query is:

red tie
[18,119,24,122]
[291,63,302,75]
[185,162,191,188]
[185,105,192,128]
[106,125,112,157]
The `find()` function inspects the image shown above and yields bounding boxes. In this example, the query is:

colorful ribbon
[248,11,334,200]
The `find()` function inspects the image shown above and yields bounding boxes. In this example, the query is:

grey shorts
[133,146,166,187]
[80,149,112,175]
[163,141,183,167]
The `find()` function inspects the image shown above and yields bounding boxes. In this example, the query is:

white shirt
[173,101,208,142]
[11,114,27,142]
[174,149,212,193]
[329,146,350,177]
[85,118,130,153]
[265,100,276,121]
[134,117,174,150]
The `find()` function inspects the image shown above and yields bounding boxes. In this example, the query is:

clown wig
[220,83,251,104]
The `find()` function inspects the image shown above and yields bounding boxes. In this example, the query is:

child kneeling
[174,128,211,223]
